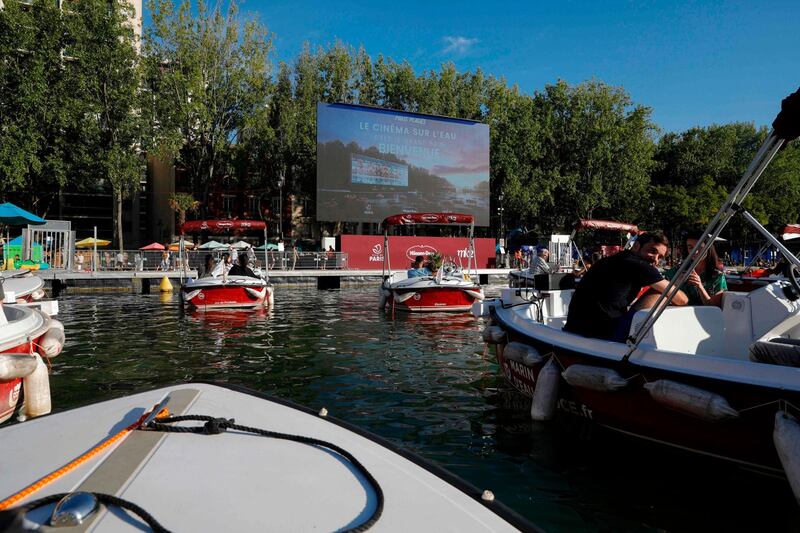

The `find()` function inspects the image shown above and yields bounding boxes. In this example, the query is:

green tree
[0,0,79,213]
[71,0,145,251]
[143,0,273,208]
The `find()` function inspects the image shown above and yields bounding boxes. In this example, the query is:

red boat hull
[182,286,270,310]
[492,317,798,472]
[389,287,479,312]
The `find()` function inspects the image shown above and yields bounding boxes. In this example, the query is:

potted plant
[429,252,443,274]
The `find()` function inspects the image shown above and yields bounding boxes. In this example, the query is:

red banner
[341,234,496,269]
[181,220,266,234]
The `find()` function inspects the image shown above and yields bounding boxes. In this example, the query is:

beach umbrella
[198,240,226,250]
[139,242,165,251]
[0,202,46,226]
[230,240,251,250]
[75,237,111,249]
[255,243,279,251]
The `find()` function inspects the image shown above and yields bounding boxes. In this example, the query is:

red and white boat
[0,271,46,303]
[379,213,484,312]
[180,275,274,310]
[0,299,65,424]
[476,89,800,499]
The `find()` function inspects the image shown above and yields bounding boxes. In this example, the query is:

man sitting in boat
[228,254,258,278]
[530,247,552,276]
[564,232,688,342]
[407,256,432,278]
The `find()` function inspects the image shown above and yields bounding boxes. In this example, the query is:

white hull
[0,383,532,531]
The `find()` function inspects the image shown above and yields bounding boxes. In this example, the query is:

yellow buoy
[159,275,173,292]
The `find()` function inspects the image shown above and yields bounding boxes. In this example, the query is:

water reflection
[49,288,798,531]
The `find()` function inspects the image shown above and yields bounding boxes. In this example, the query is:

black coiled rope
[1,415,384,533]
[143,415,384,533]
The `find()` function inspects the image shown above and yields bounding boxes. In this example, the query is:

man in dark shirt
[228,254,258,278]
[564,232,688,342]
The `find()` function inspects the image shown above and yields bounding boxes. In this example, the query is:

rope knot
[203,418,234,435]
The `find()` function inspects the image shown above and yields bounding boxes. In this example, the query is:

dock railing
[69,250,350,272]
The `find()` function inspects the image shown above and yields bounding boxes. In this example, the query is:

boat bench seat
[630,306,726,356]
[749,337,800,367]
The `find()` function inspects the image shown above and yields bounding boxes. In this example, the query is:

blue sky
[224,0,797,133]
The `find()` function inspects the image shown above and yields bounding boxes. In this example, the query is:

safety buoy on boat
[245,287,266,300]
[531,358,559,421]
[504,342,542,366]
[37,320,65,358]
[562,365,627,392]
[394,291,417,303]
[774,411,800,505]
[184,289,202,302]
[31,289,45,301]
[643,380,739,420]
[22,354,51,418]
[0,354,38,381]
[481,325,506,344]
[463,289,485,301]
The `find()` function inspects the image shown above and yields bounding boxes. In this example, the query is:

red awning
[575,219,639,234]
[181,220,267,234]
[781,224,800,240]
[382,213,474,226]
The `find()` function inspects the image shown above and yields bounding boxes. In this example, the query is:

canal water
[49,287,798,532]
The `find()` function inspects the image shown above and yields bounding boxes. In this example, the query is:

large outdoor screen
[317,103,490,225]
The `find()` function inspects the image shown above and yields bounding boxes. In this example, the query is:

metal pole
[93,226,97,273]
[263,226,270,281]
[625,133,784,360]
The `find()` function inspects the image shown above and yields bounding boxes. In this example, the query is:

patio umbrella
[0,202,46,226]
[230,240,251,250]
[255,243,279,250]
[169,241,196,251]
[139,242,165,251]
[75,237,111,249]
[198,240,226,250]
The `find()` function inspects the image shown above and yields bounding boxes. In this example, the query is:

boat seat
[630,306,726,356]
[749,337,800,367]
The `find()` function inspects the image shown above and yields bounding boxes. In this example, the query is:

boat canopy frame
[566,219,640,273]
[381,213,478,281]
[625,88,800,361]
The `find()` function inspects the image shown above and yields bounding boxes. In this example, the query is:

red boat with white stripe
[0,300,65,424]
[181,276,274,310]
[379,213,484,313]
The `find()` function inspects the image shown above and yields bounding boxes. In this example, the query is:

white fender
[23,354,51,418]
[184,289,202,301]
[481,325,506,344]
[562,365,627,392]
[644,380,739,420]
[531,358,559,421]
[774,411,800,505]
[0,354,38,380]
[463,289,485,301]
[31,289,45,301]
[245,286,267,300]
[394,291,417,303]
[38,320,65,358]
[504,342,542,366]
[266,287,275,307]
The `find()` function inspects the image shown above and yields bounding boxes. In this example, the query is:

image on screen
[351,154,408,187]
[316,103,490,225]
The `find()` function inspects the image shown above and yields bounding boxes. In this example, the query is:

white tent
[198,240,226,250]
[230,241,251,250]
